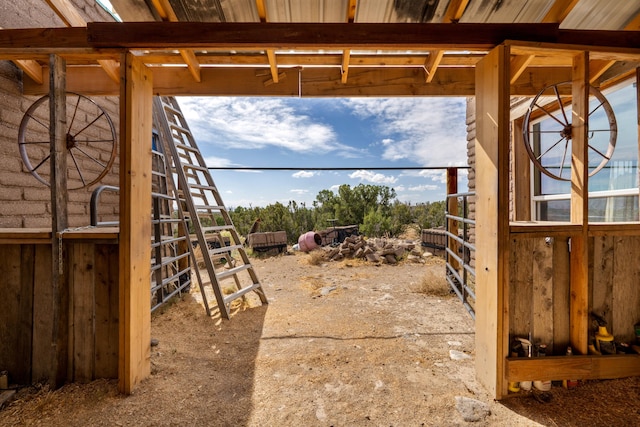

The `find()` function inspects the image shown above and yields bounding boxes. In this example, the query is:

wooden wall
[0,241,118,385]
[510,232,640,355]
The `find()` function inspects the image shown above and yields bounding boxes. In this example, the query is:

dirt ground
[1,249,639,426]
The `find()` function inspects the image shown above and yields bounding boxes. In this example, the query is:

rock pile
[319,235,431,264]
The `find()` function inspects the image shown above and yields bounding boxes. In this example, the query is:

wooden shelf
[506,354,640,382]
[0,228,51,244]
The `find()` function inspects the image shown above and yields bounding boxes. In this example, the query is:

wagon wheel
[18,92,117,190]
[523,81,617,181]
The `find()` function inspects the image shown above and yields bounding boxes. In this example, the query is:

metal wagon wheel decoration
[18,92,117,190]
[523,81,617,181]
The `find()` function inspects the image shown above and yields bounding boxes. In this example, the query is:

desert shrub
[413,268,452,297]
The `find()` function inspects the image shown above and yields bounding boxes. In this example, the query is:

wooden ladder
[153,96,268,319]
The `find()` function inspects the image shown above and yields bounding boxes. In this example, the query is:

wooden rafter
[424,50,444,83]
[341,50,351,84]
[509,54,534,84]
[44,0,120,83]
[255,0,280,84]
[542,0,580,23]
[586,13,640,84]
[443,0,470,23]
[148,0,201,82]
[508,0,581,87]
[0,27,43,83]
[423,0,469,82]
[341,0,357,84]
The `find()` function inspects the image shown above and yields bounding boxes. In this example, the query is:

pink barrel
[298,231,322,252]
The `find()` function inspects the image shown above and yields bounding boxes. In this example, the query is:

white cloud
[290,189,309,195]
[408,184,439,191]
[203,156,236,167]
[178,97,358,155]
[329,184,340,192]
[292,171,316,178]
[349,170,397,184]
[342,98,468,167]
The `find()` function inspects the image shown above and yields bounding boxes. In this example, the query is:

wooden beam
[148,0,202,82]
[87,22,561,50]
[347,0,357,22]
[341,50,350,84]
[443,0,470,23]
[24,64,576,97]
[510,54,534,84]
[108,0,155,21]
[507,354,640,381]
[569,51,590,356]
[423,50,444,83]
[426,0,470,81]
[49,54,69,386]
[474,44,511,399]
[266,49,279,83]
[301,67,475,97]
[118,53,152,394]
[45,0,86,27]
[0,26,44,83]
[44,1,121,83]
[542,0,580,23]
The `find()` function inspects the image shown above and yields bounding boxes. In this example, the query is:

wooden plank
[552,236,571,355]
[0,27,91,51]
[509,237,533,341]
[153,67,300,97]
[511,118,531,221]
[532,238,554,350]
[70,243,96,382]
[17,245,35,384]
[569,52,590,356]
[22,64,577,97]
[589,222,640,236]
[0,246,23,382]
[49,54,69,387]
[119,53,152,394]
[591,236,614,328]
[506,354,640,382]
[302,67,475,97]
[94,244,119,378]
[87,22,560,50]
[31,245,53,383]
[474,44,511,399]
[611,236,640,343]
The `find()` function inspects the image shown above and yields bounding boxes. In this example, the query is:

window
[531,80,639,222]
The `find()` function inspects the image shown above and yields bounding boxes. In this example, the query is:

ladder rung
[182,164,208,173]
[190,183,218,192]
[215,264,251,281]
[208,243,242,255]
[223,283,262,305]
[202,225,233,233]
[175,142,199,153]
[193,204,225,211]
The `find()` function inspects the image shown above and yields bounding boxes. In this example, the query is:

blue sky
[177,96,469,208]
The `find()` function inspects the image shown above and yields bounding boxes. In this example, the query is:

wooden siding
[0,241,118,385]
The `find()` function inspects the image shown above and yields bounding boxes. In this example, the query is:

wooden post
[512,118,531,221]
[119,52,153,394]
[474,44,511,399]
[446,167,460,271]
[636,68,640,218]
[49,54,69,386]
[569,52,590,355]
